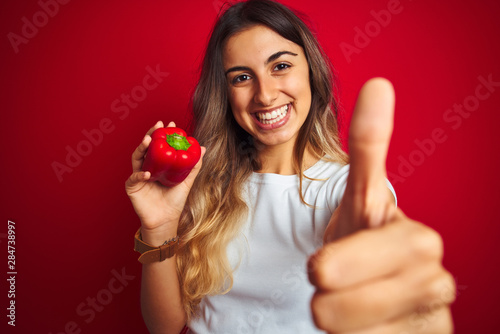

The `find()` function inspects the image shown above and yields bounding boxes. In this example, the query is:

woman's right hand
[125,121,205,244]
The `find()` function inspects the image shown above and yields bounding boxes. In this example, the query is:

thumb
[347,77,395,227]
[348,77,394,189]
[326,78,396,241]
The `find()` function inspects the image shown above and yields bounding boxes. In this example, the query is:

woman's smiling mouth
[254,103,291,129]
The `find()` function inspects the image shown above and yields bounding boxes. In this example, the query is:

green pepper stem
[166,133,191,151]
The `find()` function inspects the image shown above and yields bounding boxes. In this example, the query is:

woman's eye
[274,63,291,71]
[232,74,251,84]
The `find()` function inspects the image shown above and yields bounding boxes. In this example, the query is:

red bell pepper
[142,127,201,187]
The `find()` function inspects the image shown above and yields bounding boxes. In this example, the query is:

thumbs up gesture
[308,78,456,333]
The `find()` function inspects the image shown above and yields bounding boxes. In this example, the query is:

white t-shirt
[188,159,395,333]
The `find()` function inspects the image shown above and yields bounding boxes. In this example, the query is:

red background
[1,0,499,333]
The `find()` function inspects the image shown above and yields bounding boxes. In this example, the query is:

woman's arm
[140,229,186,334]
[125,121,205,333]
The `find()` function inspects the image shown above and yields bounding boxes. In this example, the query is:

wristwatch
[134,228,179,264]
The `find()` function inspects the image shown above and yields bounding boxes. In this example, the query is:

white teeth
[256,104,289,125]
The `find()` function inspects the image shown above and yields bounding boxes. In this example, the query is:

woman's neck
[255,143,318,175]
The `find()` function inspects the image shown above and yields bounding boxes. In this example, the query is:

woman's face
[223,24,312,150]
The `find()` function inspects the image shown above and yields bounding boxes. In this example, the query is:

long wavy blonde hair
[176,0,348,318]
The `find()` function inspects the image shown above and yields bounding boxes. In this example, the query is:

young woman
[126,1,455,333]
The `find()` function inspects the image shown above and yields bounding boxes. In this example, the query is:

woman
[126,0,455,333]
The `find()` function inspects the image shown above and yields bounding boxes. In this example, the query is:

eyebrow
[224,50,298,75]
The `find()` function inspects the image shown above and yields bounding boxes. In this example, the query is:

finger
[167,121,176,127]
[345,78,395,227]
[310,262,453,332]
[125,170,151,195]
[131,135,152,172]
[131,121,166,172]
[147,120,164,136]
[322,306,453,334]
[309,210,444,290]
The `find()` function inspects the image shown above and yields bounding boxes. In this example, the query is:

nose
[253,75,278,106]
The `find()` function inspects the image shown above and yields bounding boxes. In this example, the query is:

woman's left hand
[308,78,456,333]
